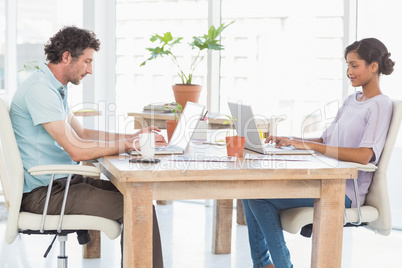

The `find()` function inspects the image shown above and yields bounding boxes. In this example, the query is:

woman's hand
[265,135,310,150]
[275,138,311,150]
[265,136,291,145]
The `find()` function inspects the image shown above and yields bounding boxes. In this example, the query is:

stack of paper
[143,103,175,113]
[169,155,237,162]
[244,153,312,161]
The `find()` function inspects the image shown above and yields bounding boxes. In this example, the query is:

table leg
[83,230,101,258]
[311,179,346,268]
[134,117,147,129]
[81,162,101,259]
[236,199,247,225]
[156,200,173,205]
[212,199,233,254]
[123,182,153,268]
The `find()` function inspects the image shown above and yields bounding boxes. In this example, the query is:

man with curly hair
[10,26,165,267]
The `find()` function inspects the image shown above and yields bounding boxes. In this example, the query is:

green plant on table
[162,102,183,122]
[140,21,234,85]
[223,115,238,137]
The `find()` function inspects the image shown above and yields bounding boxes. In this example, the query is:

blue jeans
[242,196,352,268]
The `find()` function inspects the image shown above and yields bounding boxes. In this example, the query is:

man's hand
[134,126,168,148]
[137,126,162,135]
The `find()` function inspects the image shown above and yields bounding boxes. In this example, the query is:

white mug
[133,133,155,159]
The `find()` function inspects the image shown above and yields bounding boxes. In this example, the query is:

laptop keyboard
[156,145,183,151]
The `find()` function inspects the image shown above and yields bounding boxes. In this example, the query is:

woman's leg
[245,198,316,268]
[242,199,272,268]
[245,196,352,267]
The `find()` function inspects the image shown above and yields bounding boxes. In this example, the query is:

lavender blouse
[321,92,393,207]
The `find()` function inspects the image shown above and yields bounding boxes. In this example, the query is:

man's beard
[69,78,81,85]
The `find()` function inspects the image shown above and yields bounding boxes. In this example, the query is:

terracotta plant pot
[172,84,202,109]
[225,136,246,158]
[166,120,178,142]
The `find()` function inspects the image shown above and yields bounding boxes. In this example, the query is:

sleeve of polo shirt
[25,82,66,126]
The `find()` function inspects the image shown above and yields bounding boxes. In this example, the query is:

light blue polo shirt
[10,62,75,193]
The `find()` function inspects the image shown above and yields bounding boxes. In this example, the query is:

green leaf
[140,21,235,84]
[162,102,183,121]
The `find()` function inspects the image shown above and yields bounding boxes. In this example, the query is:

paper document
[169,155,237,162]
[244,153,312,161]
[143,102,175,112]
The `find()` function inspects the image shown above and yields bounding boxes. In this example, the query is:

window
[16,0,83,108]
[356,0,402,145]
[220,0,345,137]
[115,0,209,122]
[357,0,402,100]
[116,0,345,137]
[0,0,5,92]
[357,0,402,229]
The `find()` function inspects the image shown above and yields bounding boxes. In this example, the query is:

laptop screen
[168,102,205,149]
[228,102,264,152]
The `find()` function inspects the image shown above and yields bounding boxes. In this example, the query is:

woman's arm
[275,138,374,164]
[265,136,323,144]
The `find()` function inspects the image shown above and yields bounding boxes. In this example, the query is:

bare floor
[1,199,402,268]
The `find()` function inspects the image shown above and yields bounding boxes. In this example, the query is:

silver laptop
[228,102,314,155]
[130,102,205,155]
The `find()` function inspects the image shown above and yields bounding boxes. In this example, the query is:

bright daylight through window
[116,0,344,137]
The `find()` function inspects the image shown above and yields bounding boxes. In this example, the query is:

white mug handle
[133,139,142,155]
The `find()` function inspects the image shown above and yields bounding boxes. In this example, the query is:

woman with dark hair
[242,38,395,268]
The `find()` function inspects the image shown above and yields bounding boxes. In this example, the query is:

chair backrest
[0,97,25,243]
[364,100,402,235]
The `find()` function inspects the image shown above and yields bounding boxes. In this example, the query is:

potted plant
[140,21,234,108]
[223,115,246,158]
[162,102,183,142]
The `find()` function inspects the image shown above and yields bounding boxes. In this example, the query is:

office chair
[0,97,122,267]
[280,100,402,237]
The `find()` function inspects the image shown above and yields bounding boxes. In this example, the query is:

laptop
[130,102,205,155]
[228,102,314,155]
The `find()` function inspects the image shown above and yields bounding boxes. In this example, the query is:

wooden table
[98,143,356,268]
[72,109,102,117]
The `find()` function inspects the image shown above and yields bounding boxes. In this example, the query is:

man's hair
[44,26,100,64]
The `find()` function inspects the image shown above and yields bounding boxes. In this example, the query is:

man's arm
[68,112,133,141]
[43,119,134,162]
[68,112,165,142]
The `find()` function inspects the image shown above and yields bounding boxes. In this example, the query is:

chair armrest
[341,162,378,172]
[28,165,100,177]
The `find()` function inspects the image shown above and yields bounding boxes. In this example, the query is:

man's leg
[22,175,164,267]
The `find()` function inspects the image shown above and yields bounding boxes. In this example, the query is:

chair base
[20,229,91,244]
[58,256,68,268]
[19,229,91,267]
[300,223,368,238]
